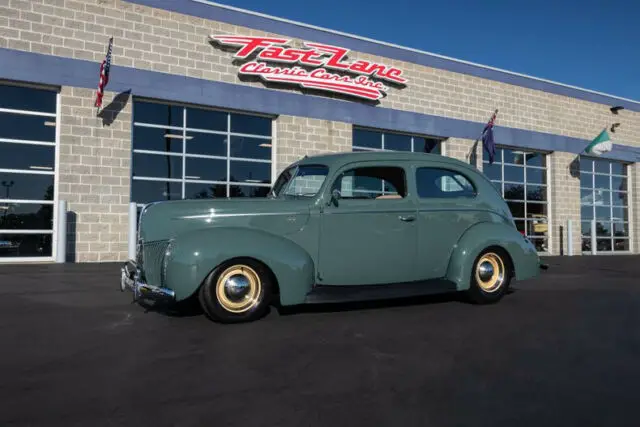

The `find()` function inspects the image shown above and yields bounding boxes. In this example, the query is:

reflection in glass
[580,158,593,172]
[526,184,546,201]
[594,174,610,190]
[384,133,411,151]
[131,180,182,204]
[0,142,55,171]
[414,138,441,154]
[185,157,226,182]
[186,132,227,157]
[595,206,610,220]
[596,222,611,237]
[230,113,272,136]
[612,192,627,207]
[611,176,627,192]
[593,159,610,174]
[581,205,593,220]
[507,202,525,218]
[526,168,546,185]
[353,128,382,150]
[580,172,593,188]
[0,174,53,201]
[581,221,591,237]
[613,222,629,237]
[133,101,183,127]
[611,207,628,222]
[527,202,547,216]
[503,165,524,183]
[614,239,630,251]
[230,136,271,160]
[132,153,182,179]
[0,113,56,142]
[230,161,271,184]
[186,107,226,132]
[0,203,53,230]
[0,85,56,112]
[596,239,612,251]
[229,185,270,198]
[611,162,625,176]
[525,152,545,167]
[503,183,525,201]
[185,183,227,199]
[132,127,183,153]
[0,233,52,258]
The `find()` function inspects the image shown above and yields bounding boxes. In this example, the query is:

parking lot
[1,255,639,427]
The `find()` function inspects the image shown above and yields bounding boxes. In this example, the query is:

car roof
[292,150,479,173]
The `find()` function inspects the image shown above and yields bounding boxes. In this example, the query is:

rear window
[416,167,476,199]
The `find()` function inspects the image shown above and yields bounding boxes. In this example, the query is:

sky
[214,0,640,101]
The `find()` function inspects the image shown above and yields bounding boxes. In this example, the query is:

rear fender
[446,221,540,290]
[165,227,315,305]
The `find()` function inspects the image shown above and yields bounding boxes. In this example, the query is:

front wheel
[466,248,512,304]
[198,258,273,323]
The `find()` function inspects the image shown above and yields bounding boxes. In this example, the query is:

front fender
[446,221,540,290]
[165,227,315,305]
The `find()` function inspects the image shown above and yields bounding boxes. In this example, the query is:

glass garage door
[0,83,58,262]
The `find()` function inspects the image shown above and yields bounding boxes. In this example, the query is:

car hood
[138,198,314,243]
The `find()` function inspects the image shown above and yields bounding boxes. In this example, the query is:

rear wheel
[466,248,512,304]
[198,258,273,323]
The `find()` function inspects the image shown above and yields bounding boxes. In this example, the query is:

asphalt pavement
[1,256,639,427]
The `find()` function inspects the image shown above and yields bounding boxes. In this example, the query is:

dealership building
[0,0,639,263]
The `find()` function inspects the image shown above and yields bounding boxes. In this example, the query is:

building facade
[0,0,639,263]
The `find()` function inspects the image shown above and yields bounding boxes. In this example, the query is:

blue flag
[482,111,497,164]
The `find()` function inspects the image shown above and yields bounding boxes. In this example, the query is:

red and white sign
[209,35,408,101]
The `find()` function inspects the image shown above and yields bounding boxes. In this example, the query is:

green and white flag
[584,129,613,156]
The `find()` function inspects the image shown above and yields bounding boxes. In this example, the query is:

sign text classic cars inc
[209,35,408,101]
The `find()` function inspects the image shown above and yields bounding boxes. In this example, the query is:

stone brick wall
[275,116,351,174]
[548,152,582,255]
[632,164,639,253]
[58,87,132,262]
[1,0,638,148]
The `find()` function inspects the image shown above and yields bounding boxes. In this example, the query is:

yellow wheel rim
[475,253,505,293]
[215,265,262,313]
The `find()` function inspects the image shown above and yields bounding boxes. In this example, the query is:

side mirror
[329,189,341,206]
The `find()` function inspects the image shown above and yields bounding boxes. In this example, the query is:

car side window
[332,166,407,200]
[416,167,476,199]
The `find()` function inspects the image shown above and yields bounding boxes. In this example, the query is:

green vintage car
[120,151,544,323]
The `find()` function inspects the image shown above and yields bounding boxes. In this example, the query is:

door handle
[398,215,416,222]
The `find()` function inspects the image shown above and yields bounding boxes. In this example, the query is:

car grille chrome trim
[141,240,170,286]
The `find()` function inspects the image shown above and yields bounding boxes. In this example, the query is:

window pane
[611,176,627,192]
[230,161,271,184]
[416,168,474,198]
[0,173,53,201]
[593,159,610,174]
[503,183,525,201]
[581,221,592,237]
[132,153,182,179]
[0,142,55,171]
[614,239,630,251]
[0,85,56,113]
[482,163,501,181]
[581,206,594,220]
[503,165,524,183]
[353,128,382,150]
[384,133,411,151]
[527,218,548,237]
[502,148,519,164]
[525,152,545,167]
[133,101,183,127]
[590,190,610,206]
[230,136,271,160]
[0,112,56,142]
[132,180,182,203]
[611,162,625,176]
[582,238,591,252]
[0,202,53,230]
[527,203,547,217]
[185,183,227,199]
[594,174,610,190]
[186,132,227,157]
[186,107,226,132]
[596,221,611,237]
[507,202,525,219]
[611,207,628,222]
[229,185,270,198]
[133,126,183,153]
[596,239,612,251]
[230,113,271,136]
[414,138,440,154]
[526,184,546,202]
[580,158,594,172]
[580,172,593,188]
[613,222,629,237]
[526,168,546,185]
[612,192,627,207]
[185,157,226,182]
[0,233,52,258]
[580,189,594,204]
[595,206,610,220]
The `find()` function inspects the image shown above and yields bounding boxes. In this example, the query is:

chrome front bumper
[120,260,176,303]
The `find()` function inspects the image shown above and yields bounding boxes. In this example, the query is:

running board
[304,279,458,304]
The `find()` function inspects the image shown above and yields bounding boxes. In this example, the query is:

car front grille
[138,240,170,286]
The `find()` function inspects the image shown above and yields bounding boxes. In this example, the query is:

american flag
[95,37,113,109]
[482,109,498,164]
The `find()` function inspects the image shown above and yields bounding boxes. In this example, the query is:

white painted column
[567,219,573,256]
[128,202,138,260]
[55,200,67,263]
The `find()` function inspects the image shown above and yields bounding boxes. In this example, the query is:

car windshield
[270,164,329,198]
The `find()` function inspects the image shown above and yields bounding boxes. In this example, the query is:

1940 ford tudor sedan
[120,151,544,323]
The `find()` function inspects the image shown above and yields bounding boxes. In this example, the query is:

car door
[317,161,418,286]
[414,165,491,279]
